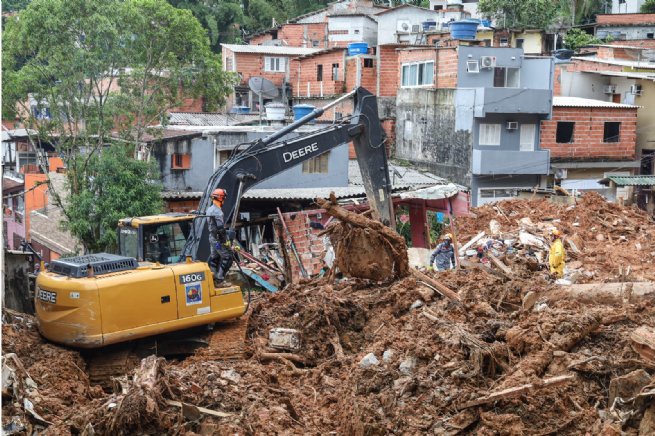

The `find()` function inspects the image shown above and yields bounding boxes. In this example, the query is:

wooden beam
[412,269,461,303]
[459,375,575,409]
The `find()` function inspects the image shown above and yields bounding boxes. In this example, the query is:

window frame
[171,153,191,170]
[478,123,502,146]
[603,122,621,143]
[556,121,575,144]
[400,61,435,88]
[493,66,520,88]
[519,124,536,151]
[302,152,329,174]
[317,64,323,81]
[332,63,339,81]
[264,56,286,73]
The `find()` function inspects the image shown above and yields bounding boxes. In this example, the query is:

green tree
[66,145,163,252]
[3,0,234,252]
[478,0,560,29]
[557,0,610,26]
[642,0,655,13]
[563,28,601,51]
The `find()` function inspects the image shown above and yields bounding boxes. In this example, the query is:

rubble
[2,193,655,434]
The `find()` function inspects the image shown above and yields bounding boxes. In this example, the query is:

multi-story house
[541,97,639,198]
[394,45,553,206]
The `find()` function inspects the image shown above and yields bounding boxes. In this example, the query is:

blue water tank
[480,19,492,28]
[449,19,479,40]
[348,42,369,56]
[422,20,437,31]
[293,104,316,123]
[230,106,250,114]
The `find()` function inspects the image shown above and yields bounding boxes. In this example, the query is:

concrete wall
[610,1,646,14]
[510,32,543,55]
[636,80,655,163]
[471,174,540,206]
[376,8,440,45]
[597,25,655,40]
[327,16,377,48]
[4,251,34,314]
[157,130,350,193]
[3,214,25,250]
[394,88,472,186]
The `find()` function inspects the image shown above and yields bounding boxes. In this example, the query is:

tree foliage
[478,0,560,29]
[2,0,233,252]
[66,144,163,253]
[563,28,602,51]
[642,0,655,13]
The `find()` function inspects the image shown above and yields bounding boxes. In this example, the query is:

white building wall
[377,8,440,45]
[328,16,378,47]
[611,0,646,14]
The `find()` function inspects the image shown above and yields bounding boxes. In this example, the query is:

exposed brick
[596,13,655,25]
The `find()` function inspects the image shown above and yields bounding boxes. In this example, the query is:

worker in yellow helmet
[548,228,566,278]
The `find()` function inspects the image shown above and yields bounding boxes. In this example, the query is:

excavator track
[84,314,250,390]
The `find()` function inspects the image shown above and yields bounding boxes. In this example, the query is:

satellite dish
[249,77,279,99]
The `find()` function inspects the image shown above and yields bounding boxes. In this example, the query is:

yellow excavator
[34,88,394,381]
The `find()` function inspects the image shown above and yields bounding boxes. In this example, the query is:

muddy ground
[3,193,655,435]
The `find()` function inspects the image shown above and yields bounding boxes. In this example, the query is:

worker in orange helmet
[207,188,235,285]
[548,228,566,278]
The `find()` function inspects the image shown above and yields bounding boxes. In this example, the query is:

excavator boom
[184,87,394,262]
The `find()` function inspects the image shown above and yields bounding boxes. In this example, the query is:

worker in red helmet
[207,188,235,285]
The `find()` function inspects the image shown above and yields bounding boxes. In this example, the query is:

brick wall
[296,50,346,97]
[605,39,655,49]
[280,23,327,47]
[540,106,637,160]
[565,58,624,73]
[377,45,401,96]
[228,51,293,88]
[344,56,377,91]
[278,210,332,280]
[597,14,655,25]
[554,63,564,96]
[398,48,438,87]
[597,46,639,60]
[291,96,354,122]
[437,47,458,88]
[249,33,273,45]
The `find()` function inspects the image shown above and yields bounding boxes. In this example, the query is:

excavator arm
[183,87,393,261]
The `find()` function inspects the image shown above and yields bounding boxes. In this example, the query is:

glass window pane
[409,64,418,86]
[423,62,434,85]
[506,68,520,87]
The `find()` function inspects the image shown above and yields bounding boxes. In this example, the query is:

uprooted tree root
[316,195,409,281]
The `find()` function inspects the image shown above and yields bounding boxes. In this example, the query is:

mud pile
[3,194,655,434]
[457,192,655,283]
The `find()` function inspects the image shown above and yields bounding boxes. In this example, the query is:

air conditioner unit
[603,85,617,94]
[555,168,568,179]
[397,20,411,32]
[480,56,496,69]
[630,84,643,95]
[506,121,518,130]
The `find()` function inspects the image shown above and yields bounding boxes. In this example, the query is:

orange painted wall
[24,173,48,237]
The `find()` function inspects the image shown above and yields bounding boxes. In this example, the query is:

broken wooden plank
[631,326,655,363]
[412,269,461,303]
[165,399,232,418]
[460,374,575,409]
[487,253,513,276]
[458,231,485,256]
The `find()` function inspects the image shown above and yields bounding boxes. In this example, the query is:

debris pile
[2,193,655,434]
[456,192,655,283]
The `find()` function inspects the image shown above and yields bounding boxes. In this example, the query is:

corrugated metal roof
[168,112,258,126]
[349,161,456,188]
[244,187,368,200]
[592,70,655,81]
[552,96,638,109]
[571,56,655,70]
[606,175,655,186]
[221,44,321,56]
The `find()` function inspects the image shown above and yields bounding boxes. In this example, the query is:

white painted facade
[611,0,646,14]
[376,7,441,45]
[327,15,378,47]
[429,0,480,18]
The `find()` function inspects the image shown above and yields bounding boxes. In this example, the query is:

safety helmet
[443,233,453,240]
[551,229,562,237]
[211,188,226,202]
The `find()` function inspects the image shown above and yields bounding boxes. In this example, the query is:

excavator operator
[207,188,236,285]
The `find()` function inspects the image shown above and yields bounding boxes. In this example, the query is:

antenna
[249,77,280,125]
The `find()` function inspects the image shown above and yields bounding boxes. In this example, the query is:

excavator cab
[117,213,194,264]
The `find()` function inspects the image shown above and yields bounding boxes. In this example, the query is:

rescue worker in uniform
[429,233,456,271]
[548,228,566,278]
[207,188,236,285]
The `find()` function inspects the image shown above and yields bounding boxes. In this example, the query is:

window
[515,38,524,49]
[479,123,501,145]
[483,39,492,47]
[354,29,360,34]
[312,40,320,47]
[400,61,434,87]
[604,122,621,143]
[332,63,339,80]
[317,64,323,81]
[500,37,509,47]
[493,67,520,88]
[520,124,536,151]
[264,56,285,72]
[364,58,374,68]
[467,60,480,73]
[302,153,329,174]
[556,122,575,143]
[171,153,191,170]
[647,33,654,39]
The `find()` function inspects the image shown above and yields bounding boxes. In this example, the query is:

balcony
[472,149,550,175]
[473,88,552,117]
